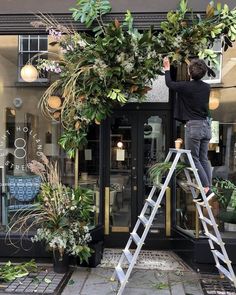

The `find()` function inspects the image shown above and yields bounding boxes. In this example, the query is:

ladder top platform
[169,148,191,153]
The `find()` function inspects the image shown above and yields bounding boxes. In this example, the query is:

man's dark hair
[188,59,207,80]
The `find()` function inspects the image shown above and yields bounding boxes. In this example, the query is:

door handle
[104,187,110,235]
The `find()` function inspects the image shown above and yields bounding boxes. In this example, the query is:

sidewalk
[62,266,204,295]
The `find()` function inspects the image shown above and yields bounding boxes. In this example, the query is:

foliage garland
[33,0,236,157]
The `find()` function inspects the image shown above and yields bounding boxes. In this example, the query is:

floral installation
[26,0,236,157]
[8,153,94,263]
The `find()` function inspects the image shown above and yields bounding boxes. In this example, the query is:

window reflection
[176,122,236,238]
[143,116,166,233]
[110,116,131,229]
[0,35,100,231]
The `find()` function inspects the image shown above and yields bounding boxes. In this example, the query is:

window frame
[18,35,48,83]
[203,39,223,85]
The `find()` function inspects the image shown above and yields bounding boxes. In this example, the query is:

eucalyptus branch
[97,0,106,33]
[95,16,106,35]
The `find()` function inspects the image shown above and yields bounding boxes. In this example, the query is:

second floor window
[18,35,48,82]
[203,39,222,84]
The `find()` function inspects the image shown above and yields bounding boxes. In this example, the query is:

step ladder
[110,148,236,295]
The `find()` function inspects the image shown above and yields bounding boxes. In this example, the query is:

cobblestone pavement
[62,267,204,295]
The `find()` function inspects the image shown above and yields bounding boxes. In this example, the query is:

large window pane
[0,35,60,231]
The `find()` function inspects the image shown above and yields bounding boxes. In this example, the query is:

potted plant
[212,178,236,224]
[7,153,95,273]
[148,161,187,186]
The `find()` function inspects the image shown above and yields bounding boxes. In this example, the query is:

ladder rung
[216,264,234,281]
[131,232,141,245]
[205,232,224,246]
[123,249,133,264]
[200,216,213,226]
[138,215,149,226]
[155,183,164,190]
[146,199,156,208]
[187,182,200,189]
[185,167,198,173]
[115,266,126,284]
[212,250,231,264]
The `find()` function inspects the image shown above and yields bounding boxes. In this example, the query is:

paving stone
[170,282,185,295]
[61,268,95,295]
[61,266,205,295]
[184,281,204,295]
[124,288,170,295]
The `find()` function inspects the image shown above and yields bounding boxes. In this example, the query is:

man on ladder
[163,56,215,205]
[111,58,236,295]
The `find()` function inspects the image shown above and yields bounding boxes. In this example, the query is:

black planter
[80,240,104,267]
[53,251,69,273]
[219,210,236,224]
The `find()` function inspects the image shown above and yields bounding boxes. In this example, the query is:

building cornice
[0,12,172,34]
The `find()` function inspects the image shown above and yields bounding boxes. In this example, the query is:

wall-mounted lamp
[20,64,38,82]
[117,141,123,149]
[209,89,220,110]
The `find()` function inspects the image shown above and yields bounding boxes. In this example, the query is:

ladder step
[185,167,197,173]
[200,216,213,226]
[146,198,156,208]
[155,183,164,190]
[115,266,126,284]
[123,249,133,264]
[169,148,191,153]
[216,264,234,282]
[138,215,149,226]
[205,232,224,246]
[131,232,141,245]
[212,250,231,264]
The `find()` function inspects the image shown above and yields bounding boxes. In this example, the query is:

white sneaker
[193,190,215,205]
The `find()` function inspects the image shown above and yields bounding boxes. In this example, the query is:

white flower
[116,52,125,63]
[123,61,134,73]
[78,40,87,48]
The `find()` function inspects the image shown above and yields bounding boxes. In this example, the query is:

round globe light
[20,65,38,82]
[209,90,220,110]
[209,97,220,110]
[48,96,62,109]
[117,141,123,149]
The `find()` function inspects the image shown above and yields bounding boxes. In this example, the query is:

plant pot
[53,251,69,273]
[219,211,236,224]
[80,241,104,267]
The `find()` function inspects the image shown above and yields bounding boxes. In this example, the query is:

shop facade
[0,0,236,270]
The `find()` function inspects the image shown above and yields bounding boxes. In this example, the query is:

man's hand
[163,57,170,71]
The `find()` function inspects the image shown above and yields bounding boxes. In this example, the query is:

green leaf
[216,2,222,11]
[44,278,52,284]
[68,279,75,285]
[179,0,188,14]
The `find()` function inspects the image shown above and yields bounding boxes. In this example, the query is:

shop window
[18,35,48,82]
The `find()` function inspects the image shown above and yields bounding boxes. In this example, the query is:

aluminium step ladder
[111,148,236,295]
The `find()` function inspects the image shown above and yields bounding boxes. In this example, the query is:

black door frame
[100,102,173,248]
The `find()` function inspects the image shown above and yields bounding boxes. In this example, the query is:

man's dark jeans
[185,119,212,187]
